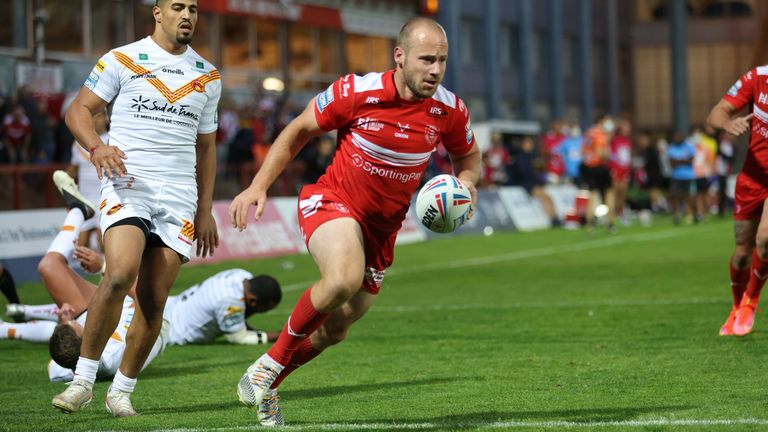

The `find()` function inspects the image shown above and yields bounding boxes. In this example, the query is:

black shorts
[579,163,611,194]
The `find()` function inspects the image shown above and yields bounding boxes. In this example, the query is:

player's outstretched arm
[449,143,482,219]
[65,87,126,179]
[229,97,325,231]
[708,99,753,137]
[195,131,219,258]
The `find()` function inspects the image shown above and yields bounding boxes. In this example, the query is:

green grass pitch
[2,217,767,431]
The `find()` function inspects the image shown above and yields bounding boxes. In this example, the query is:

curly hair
[49,324,82,370]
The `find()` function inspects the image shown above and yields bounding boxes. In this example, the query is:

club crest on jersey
[192,79,205,93]
[178,220,195,245]
[425,124,440,145]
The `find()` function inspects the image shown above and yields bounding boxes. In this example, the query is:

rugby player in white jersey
[52,0,221,417]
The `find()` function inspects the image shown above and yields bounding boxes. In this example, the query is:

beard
[403,64,439,99]
[176,31,193,45]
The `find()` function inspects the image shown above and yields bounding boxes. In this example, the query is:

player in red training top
[609,119,632,225]
[708,66,768,336]
[228,17,480,426]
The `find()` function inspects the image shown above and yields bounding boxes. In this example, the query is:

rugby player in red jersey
[709,67,767,336]
[229,17,481,426]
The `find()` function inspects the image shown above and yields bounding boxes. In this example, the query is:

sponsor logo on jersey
[365,96,380,104]
[178,219,195,245]
[428,106,446,117]
[728,79,742,97]
[425,124,440,145]
[760,92,768,105]
[130,94,201,121]
[356,117,384,132]
[365,267,386,289]
[106,204,123,216]
[139,53,148,60]
[163,68,184,75]
[113,51,220,104]
[349,153,422,184]
[95,60,106,72]
[465,118,474,144]
[316,85,334,113]
[395,122,410,139]
[331,202,350,213]
[84,71,100,90]
[130,72,157,80]
[196,61,204,69]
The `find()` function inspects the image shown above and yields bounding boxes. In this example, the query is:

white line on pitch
[123,417,768,432]
[281,226,712,293]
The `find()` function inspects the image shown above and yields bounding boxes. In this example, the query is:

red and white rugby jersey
[313,69,475,232]
[85,37,221,183]
[723,66,768,185]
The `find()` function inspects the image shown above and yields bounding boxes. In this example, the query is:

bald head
[396,17,447,53]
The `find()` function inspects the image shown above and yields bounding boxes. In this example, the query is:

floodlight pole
[670,0,689,136]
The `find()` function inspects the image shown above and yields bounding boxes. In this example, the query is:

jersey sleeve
[198,71,222,134]
[442,97,475,156]
[314,74,356,132]
[723,68,756,111]
[215,296,247,335]
[84,52,122,104]
[48,359,74,383]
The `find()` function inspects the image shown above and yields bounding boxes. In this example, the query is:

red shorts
[610,167,630,184]
[734,174,768,221]
[297,184,396,295]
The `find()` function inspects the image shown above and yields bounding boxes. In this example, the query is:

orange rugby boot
[733,297,759,336]
[719,306,738,336]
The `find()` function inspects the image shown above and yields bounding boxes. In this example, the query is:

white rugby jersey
[164,269,251,345]
[84,36,221,182]
[71,132,108,205]
[48,297,164,382]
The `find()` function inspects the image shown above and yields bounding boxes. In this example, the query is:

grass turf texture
[2,217,766,431]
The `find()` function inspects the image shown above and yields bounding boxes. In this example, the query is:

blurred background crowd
[0,0,763,226]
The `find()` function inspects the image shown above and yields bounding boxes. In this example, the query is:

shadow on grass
[282,376,460,400]
[290,405,696,430]
[139,357,246,379]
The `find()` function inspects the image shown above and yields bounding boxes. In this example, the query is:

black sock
[0,268,20,304]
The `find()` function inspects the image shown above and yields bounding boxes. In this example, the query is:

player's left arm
[224,327,271,345]
[194,131,219,258]
[449,143,481,219]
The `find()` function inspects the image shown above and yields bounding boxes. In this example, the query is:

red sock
[730,258,750,307]
[743,249,768,304]
[267,287,328,366]
[270,338,322,389]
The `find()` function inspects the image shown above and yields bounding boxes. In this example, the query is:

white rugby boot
[237,353,284,407]
[257,388,285,427]
[53,170,96,219]
[105,385,138,417]
[52,379,93,413]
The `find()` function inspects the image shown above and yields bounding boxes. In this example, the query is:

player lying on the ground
[48,298,168,382]
[2,266,282,348]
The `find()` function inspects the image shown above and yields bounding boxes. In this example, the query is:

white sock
[112,369,137,393]
[0,320,57,342]
[22,303,60,321]
[46,209,85,258]
[73,356,100,385]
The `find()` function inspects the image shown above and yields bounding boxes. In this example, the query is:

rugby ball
[415,174,472,233]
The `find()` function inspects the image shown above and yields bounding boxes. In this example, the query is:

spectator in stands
[609,119,633,225]
[716,131,736,216]
[691,125,717,221]
[541,120,565,184]
[301,135,335,185]
[2,105,31,164]
[667,131,697,225]
[30,98,57,164]
[512,136,561,227]
[485,132,511,186]
[558,121,582,184]
[580,114,614,229]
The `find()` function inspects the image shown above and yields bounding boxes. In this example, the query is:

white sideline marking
[104,417,768,432]
[282,226,712,293]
